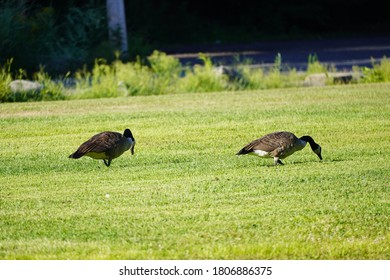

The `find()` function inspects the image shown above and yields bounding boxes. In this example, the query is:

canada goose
[236,131,322,165]
[69,129,135,167]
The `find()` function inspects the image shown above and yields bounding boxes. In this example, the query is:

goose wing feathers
[238,131,296,154]
[73,131,123,156]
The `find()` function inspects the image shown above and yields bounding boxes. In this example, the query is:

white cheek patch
[253,149,271,157]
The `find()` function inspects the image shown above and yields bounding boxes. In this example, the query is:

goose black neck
[300,136,318,150]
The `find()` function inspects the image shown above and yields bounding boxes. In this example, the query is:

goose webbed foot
[103,159,111,167]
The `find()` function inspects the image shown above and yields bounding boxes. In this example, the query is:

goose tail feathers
[69,151,83,159]
[236,147,252,155]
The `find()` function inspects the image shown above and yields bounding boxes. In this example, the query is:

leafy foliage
[0,0,110,74]
[361,57,390,83]
[177,54,228,93]
[0,59,13,102]
[307,54,329,74]
[2,48,390,102]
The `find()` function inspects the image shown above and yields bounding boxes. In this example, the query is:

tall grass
[0,59,13,101]
[361,57,390,83]
[0,62,66,102]
[1,52,390,102]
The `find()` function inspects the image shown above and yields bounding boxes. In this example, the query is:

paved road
[162,36,390,71]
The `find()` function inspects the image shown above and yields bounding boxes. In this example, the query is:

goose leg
[274,157,284,165]
[103,159,111,167]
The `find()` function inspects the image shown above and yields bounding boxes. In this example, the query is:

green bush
[33,68,67,101]
[264,67,302,89]
[177,53,228,93]
[55,4,109,72]
[306,53,328,74]
[236,53,302,90]
[115,58,154,96]
[74,59,121,99]
[2,51,390,103]
[0,1,111,74]
[362,57,390,83]
[148,50,182,94]
[1,59,65,102]
[117,50,182,96]
[0,59,13,102]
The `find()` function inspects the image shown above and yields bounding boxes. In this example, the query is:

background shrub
[177,54,228,93]
[0,59,13,102]
[0,0,111,75]
[362,57,390,83]
[2,52,390,102]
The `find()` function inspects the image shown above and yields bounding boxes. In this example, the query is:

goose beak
[318,153,322,160]
[131,146,135,155]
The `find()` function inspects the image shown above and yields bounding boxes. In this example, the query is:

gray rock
[303,73,328,87]
[9,80,43,93]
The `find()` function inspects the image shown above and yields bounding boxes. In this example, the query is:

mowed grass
[0,83,389,259]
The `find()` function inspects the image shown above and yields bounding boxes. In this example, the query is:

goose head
[313,144,322,160]
[124,128,135,155]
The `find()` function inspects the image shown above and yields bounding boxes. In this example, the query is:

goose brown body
[237,131,322,165]
[69,129,135,167]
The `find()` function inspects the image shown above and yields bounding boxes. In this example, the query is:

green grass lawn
[0,83,389,259]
